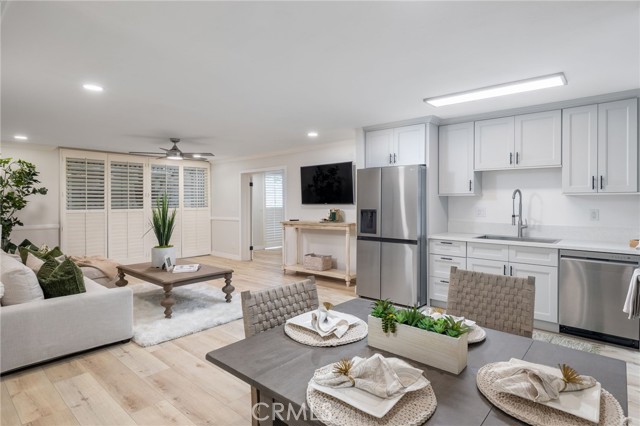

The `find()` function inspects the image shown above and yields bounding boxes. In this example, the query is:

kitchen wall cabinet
[562,98,638,194]
[474,111,561,171]
[438,122,481,196]
[466,243,558,323]
[365,124,425,167]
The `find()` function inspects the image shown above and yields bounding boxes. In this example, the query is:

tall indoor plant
[148,193,177,267]
[0,158,48,252]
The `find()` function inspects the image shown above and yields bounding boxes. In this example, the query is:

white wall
[211,140,357,269]
[448,168,640,242]
[0,142,60,247]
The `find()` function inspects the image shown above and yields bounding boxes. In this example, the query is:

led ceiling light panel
[424,73,567,107]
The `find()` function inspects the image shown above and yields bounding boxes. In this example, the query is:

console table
[281,221,356,286]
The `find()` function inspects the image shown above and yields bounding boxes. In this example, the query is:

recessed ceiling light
[83,83,104,92]
[424,73,567,107]
[192,154,202,158]
[307,132,318,138]
[14,135,28,140]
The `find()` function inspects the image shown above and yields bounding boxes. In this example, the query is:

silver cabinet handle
[503,265,506,275]
[509,152,513,165]
[393,153,397,163]
[516,152,519,164]
[440,257,453,261]
[600,176,604,190]
[389,153,392,164]
[439,241,453,245]
[510,266,513,276]
[439,279,449,284]
[469,180,472,191]
[592,176,595,190]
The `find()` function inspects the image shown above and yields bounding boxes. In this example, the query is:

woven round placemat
[306,366,437,426]
[284,320,368,347]
[476,362,627,426]
[468,326,486,344]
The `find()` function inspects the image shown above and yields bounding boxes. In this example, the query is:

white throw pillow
[25,252,46,272]
[0,251,44,305]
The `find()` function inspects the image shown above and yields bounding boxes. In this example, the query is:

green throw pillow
[37,258,60,281]
[18,246,64,264]
[37,258,86,299]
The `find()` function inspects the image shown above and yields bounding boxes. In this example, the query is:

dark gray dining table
[205,298,628,425]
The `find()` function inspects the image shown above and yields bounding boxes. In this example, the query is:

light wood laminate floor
[1,250,638,425]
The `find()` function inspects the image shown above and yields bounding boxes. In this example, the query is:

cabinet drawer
[429,275,449,302]
[509,246,558,267]
[428,254,466,277]
[429,239,467,257]
[466,257,507,275]
[467,243,509,261]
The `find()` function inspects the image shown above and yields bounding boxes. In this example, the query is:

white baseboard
[210,250,242,261]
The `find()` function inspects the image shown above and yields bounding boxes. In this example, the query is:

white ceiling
[2,1,639,159]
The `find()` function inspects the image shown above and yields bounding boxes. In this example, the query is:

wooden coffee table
[115,261,234,318]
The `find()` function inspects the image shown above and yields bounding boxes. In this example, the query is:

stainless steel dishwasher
[559,249,640,349]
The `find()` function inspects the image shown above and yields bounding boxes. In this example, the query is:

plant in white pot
[147,193,177,268]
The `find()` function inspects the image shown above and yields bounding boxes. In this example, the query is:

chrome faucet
[511,189,528,238]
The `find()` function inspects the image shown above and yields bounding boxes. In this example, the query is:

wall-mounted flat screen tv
[300,161,354,204]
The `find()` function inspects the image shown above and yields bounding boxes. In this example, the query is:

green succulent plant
[395,306,425,327]
[371,300,397,333]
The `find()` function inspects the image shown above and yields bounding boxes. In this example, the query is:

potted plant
[147,193,177,268]
[0,158,48,252]
[368,300,470,374]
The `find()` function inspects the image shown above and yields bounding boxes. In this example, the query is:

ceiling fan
[130,138,214,161]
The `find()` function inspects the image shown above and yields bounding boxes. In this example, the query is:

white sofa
[0,253,133,374]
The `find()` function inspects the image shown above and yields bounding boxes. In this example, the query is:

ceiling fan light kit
[129,138,214,161]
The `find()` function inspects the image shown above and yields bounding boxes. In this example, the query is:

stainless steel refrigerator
[356,165,427,306]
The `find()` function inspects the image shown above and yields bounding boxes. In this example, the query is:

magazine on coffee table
[172,264,200,273]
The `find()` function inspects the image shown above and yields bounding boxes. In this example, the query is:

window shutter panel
[184,167,208,208]
[264,171,284,249]
[66,158,105,210]
[151,165,180,207]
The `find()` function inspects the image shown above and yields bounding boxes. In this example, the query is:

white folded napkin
[491,362,597,403]
[312,354,427,399]
[623,268,640,320]
[311,305,350,338]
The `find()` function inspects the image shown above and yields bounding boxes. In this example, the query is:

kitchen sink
[474,235,560,244]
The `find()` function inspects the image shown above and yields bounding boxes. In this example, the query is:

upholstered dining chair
[447,266,536,338]
[240,277,319,425]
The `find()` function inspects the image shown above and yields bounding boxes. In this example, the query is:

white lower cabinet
[510,262,558,323]
[466,257,507,275]
[428,244,466,303]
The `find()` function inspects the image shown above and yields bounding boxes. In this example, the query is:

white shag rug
[131,282,243,347]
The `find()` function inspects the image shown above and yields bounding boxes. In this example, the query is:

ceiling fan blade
[160,147,169,151]
[129,151,163,155]
[183,153,215,157]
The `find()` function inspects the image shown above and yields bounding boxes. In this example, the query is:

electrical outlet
[589,209,600,221]
[475,207,486,218]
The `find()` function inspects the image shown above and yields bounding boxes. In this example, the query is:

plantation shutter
[62,155,107,256]
[108,159,146,263]
[151,165,180,208]
[181,166,210,257]
[264,170,284,249]
[183,167,207,208]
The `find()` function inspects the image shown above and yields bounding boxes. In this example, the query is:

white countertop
[429,232,640,256]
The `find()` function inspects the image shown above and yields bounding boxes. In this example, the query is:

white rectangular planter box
[367,315,468,375]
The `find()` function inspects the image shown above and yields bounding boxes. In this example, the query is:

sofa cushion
[0,251,45,306]
[37,258,86,299]
[18,246,64,264]
[25,252,46,272]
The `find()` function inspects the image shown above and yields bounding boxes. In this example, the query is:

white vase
[151,246,176,268]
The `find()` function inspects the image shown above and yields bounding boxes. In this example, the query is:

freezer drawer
[356,239,380,299]
[380,241,420,306]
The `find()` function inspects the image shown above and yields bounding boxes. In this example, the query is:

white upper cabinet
[514,110,562,168]
[475,112,561,171]
[474,116,514,170]
[365,124,425,167]
[563,98,638,194]
[598,99,638,193]
[439,122,480,195]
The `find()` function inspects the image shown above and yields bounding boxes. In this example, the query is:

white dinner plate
[507,358,601,424]
[308,367,429,418]
[286,310,360,333]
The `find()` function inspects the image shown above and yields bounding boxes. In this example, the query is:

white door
[107,155,148,264]
[510,262,558,323]
[562,105,598,194]
[515,110,561,168]
[474,116,515,170]
[365,129,393,167]
[393,124,425,166]
[598,98,638,193]
[439,122,476,195]
[61,150,108,256]
[466,257,507,275]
